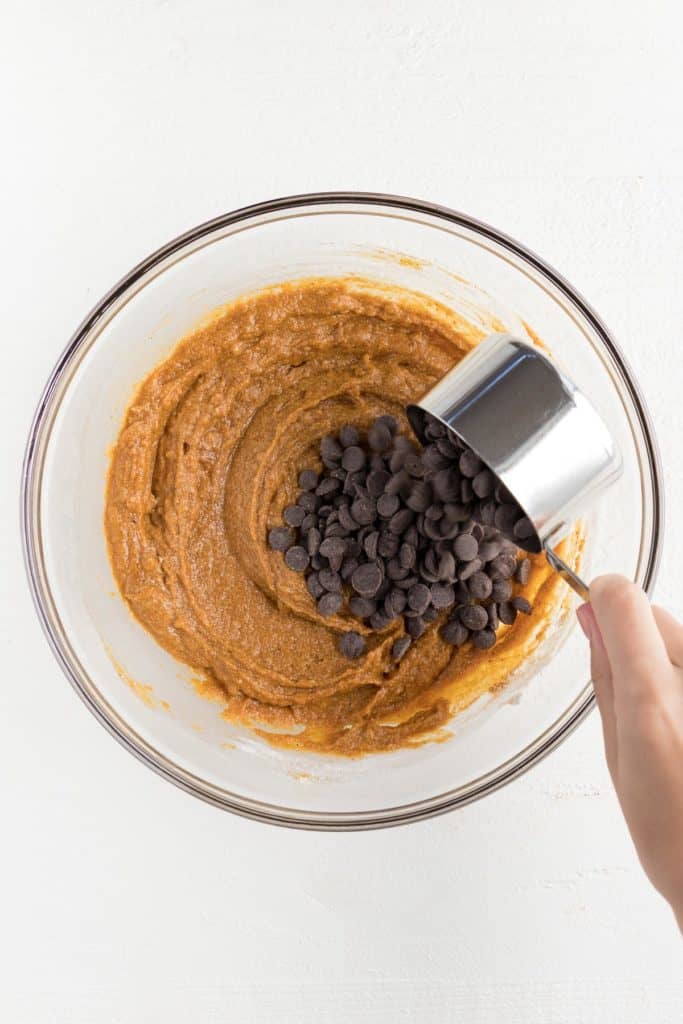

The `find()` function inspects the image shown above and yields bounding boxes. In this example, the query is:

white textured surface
[1,2,682,1022]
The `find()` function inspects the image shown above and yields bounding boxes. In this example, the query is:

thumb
[577,603,617,776]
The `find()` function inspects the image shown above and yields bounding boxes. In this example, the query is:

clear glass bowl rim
[21,191,665,830]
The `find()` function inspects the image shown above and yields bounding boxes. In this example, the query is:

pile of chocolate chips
[268,414,534,660]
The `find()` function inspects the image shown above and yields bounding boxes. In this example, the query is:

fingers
[577,602,617,773]
[589,575,671,704]
[652,606,683,668]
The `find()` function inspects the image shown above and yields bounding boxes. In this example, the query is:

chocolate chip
[458,557,482,581]
[298,468,319,491]
[422,516,443,542]
[385,469,411,497]
[404,524,419,547]
[405,615,426,639]
[478,538,502,562]
[345,538,362,559]
[306,573,325,600]
[300,515,316,534]
[318,568,342,592]
[341,557,359,581]
[473,628,496,650]
[351,562,383,597]
[317,592,342,617]
[384,588,407,618]
[498,601,517,626]
[404,452,425,477]
[378,531,400,559]
[431,583,455,609]
[399,542,416,569]
[438,518,460,540]
[422,444,449,470]
[420,548,441,583]
[495,483,514,504]
[339,631,366,659]
[268,527,294,551]
[512,596,532,615]
[440,618,469,646]
[306,527,321,556]
[459,604,488,631]
[320,435,343,464]
[477,498,496,525]
[459,448,482,478]
[316,477,341,497]
[432,468,460,502]
[324,522,348,538]
[468,571,493,601]
[310,554,324,570]
[363,530,379,560]
[392,635,412,661]
[389,508,415,535]
[515,558,531,585]
[339,424,359,448]
[394,574,419,590]
[342,445,366,473]
[367,469,390,497]
[472,469,495,499]
[284,546,309,572]
[514,516,535,540]
[489,553,516,580]
[407,583,431,614]
[368,420,393,452]
[437,551,456,581]
[454,533,479,562]
[405,480,432,512]
[487,603,500,631]
[298,491,320,513]
[376,414,398,434]
[349,596,376,618]
[494,503,520,536]
[369,611,391,630]
[491,578,513,602]
[351,496,377,526]
[319,536,347,571]
[443,502,469,522]
[385,449,404,474]
[425,503,443,521]
[386,558,409,581]
[436,435,459,459]
[423,605,439,623]
[377,492,400,518]
[283,504,306,528]
[424,415,446,439]
[338,504,358,532]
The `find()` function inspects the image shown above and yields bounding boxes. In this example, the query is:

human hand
[577,575,683,932]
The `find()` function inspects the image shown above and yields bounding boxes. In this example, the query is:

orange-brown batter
[105,278,578,756]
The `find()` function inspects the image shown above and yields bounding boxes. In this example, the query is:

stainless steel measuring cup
[407,334,623,602]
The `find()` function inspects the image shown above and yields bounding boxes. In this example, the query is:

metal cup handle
[544,544,589,603]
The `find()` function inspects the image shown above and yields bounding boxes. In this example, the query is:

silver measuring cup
[407,334,623,601]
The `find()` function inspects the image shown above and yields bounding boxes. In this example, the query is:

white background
[2,2,682,1021]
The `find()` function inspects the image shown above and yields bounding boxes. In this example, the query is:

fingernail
[576,603,596,642]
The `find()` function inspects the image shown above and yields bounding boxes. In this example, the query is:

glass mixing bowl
[21,193,663,829]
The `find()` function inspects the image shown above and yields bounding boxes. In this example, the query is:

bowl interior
[27,199,660,825]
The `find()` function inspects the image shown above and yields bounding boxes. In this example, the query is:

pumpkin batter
[105,278,578,756]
